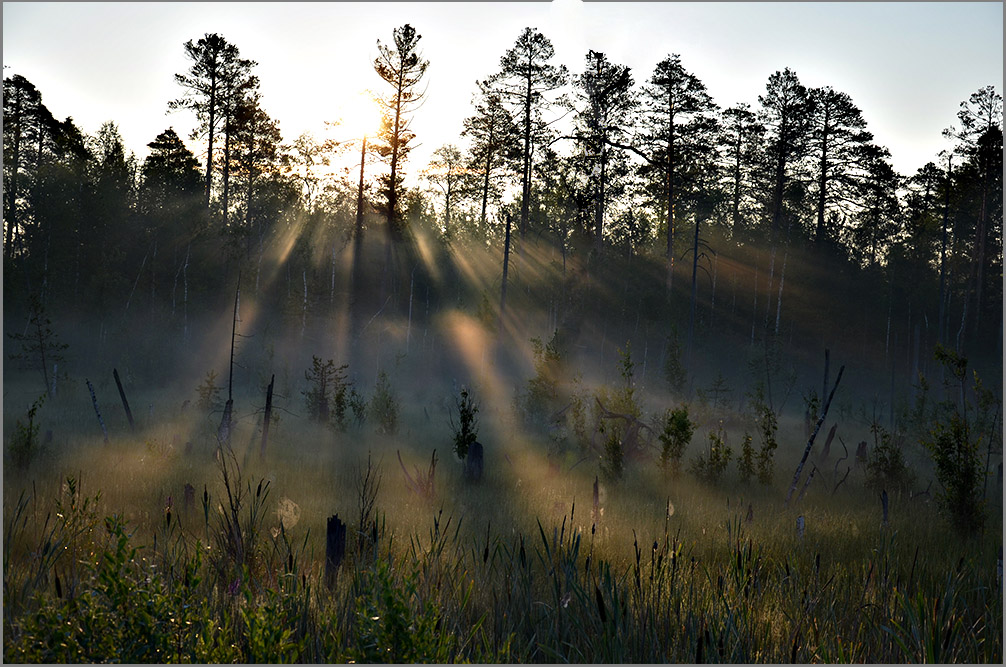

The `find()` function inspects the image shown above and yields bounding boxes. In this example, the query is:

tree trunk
[86,379,109,444]
[113,368,135,431]
[499,212,512,331]
[260,374,274,459]
[786,362,845,506]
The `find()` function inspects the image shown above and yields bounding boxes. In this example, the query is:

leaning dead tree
[785,355,845,507]
[593,397,657,458]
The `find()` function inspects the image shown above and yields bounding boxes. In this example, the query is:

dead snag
[260,374,274,460]
[325,514,347,590]
[785,361,845,507]
[113,368,135,431]
[85,379,109,443]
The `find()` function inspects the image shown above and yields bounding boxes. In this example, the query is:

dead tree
[113,368,135,431]
[85,379,109,443]
[325,514,347,590]
[260,374,274,460]
[593,397,657,459]
[218,277,240,446]
[786,359,845,506]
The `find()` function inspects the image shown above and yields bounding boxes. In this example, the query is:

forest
[3,23,1003,663]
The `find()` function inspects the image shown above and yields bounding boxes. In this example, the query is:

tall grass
[3,373,1002,663]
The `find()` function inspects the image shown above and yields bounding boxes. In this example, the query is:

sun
[333,90,382,139]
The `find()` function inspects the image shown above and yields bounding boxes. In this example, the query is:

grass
[3,369,1002,663]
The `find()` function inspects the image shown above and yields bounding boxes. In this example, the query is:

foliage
[921,347,990,535]
[450,386,480,460]
[523,329,566,428]
[348,387,368,428]
[658,405,694,476]
[348,560,454,663]
[866,424,915,494]
[691,425,732,484]
[600,430,624,482]
[303,356,350,429]
[368,371,399,435]
[662,328,687,394]
[7,294,68,396]
[752,391,779,486]
[737,433,756,483]
[8,395,45,469]
[196,369,222,411]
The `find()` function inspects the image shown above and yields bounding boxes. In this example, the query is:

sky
[3,1,1003,182]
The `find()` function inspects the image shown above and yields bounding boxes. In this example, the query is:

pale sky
[3,1,1002,182]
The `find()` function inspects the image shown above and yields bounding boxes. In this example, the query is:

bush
[600,430,624,482]
[920,346,995,536]
[303,356,350,429]
[658,405,694,476]
[738,434,756,483]
[368,371,399,435]
[753,395,778,486]
[523,330,565,428]
[691,426,732,484]
[663,328,686,394]
[450,387,479,460]
[866,423,915,494]
[196,370,222,410]
[8,395,45,469]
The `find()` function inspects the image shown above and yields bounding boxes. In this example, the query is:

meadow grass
[3,373,1002,663]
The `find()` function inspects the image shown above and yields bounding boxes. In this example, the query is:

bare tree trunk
[113,368,135,431]
[786,362,845,506]
[499,212,512,331]
[938,155,951,345]
[219,276,240,446]
[774,247,788,335]
[301,268,307,338]
[260,374,274,460]
[86,379,109,444]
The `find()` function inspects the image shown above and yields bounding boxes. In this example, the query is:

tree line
[3,25,1002,358]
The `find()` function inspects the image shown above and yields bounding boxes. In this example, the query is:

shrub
[922,347,989,535]
[303,356,350,428]
[196,370,222,410]
[658,405,694,476]
[8,395,45,469]
[368,371,399,435]
[691,426,732,484]
[450,387,479,460]
[663,328,686,393]
[866,423,915,494]
[753,394,778,486]
[523,330,565,428]
[738,434,756,483]
[600,430,624,482]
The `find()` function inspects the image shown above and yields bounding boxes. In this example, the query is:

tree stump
[325,514,347,590]
[464,441,484,482]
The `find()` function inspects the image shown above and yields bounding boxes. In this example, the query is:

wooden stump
[464,441,484,482]
[325,514,347,590]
